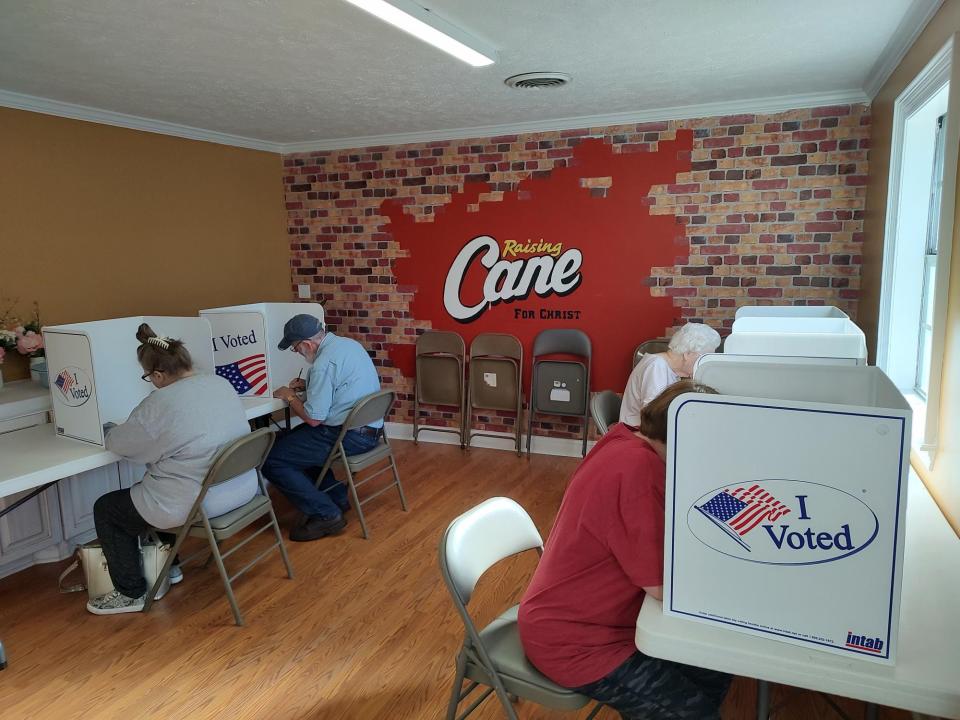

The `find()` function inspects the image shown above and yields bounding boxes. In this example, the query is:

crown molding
[863,0,944,100]
[0,89,283,153]
[279,89,869,154]
[0,86,870,156]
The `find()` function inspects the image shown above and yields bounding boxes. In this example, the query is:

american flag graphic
[696,484,791,552]
[55,369,75,397]
[216,353,267,396]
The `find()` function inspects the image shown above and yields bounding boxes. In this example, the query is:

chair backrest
[590,390,622,435]
[417,331,465,406]
[633,338,670,367]
[416,330,465,358]
[205,428,276,488]
[532,328,591,359]
[440,497,543,606]
[470,332,522,361]
[342,389,395,430]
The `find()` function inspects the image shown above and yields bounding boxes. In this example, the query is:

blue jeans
[262,424,379,519]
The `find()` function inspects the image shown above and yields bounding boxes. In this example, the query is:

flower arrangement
[0,299,44,364]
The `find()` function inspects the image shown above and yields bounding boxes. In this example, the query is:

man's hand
[273,386,297,402]
[289,378,306,392]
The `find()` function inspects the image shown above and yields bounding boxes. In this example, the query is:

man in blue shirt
[264,314,382,542]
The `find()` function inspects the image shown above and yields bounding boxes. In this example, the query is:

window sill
[903,391,935,471]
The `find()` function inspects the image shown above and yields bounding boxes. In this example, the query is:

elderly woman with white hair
[619,322,721,427]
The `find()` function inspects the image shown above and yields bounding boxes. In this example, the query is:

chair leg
[413,396,419,445]
[446,649,468,720]
[581,415,588,457]
[342,454,370,539]
[267,502,295,579]
[388,450,408,512]
[201,515,244,626]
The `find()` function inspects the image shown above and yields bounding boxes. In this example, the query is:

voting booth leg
[0,638,6,670]
[756,680,770,720]
[865,703,878,720]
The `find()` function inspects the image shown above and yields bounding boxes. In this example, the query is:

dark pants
[573,651,731,720]
[261,424,379,519]
[93,489,176,599]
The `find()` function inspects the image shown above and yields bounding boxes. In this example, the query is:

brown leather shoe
[289,514,347,542]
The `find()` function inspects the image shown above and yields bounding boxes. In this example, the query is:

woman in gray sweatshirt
[87,323,257,615]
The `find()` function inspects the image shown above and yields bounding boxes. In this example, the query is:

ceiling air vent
[504,72,572,89]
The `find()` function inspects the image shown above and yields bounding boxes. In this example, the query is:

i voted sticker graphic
[54,366,93,407]
[687,479,879,565]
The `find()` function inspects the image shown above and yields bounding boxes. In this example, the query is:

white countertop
[0,380,51,422]
[241,396,286,420]
[0,397,287,499]
[635,472,960,718]
[0,424,118,498]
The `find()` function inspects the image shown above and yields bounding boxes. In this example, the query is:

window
[915,113,945,400]
[878,37,958,468]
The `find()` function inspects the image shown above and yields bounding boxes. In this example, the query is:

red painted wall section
[385,132,693,390]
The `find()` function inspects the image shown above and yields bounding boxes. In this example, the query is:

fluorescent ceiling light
[343,0,497,67]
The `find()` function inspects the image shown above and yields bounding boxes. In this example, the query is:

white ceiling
[0,0,942,151]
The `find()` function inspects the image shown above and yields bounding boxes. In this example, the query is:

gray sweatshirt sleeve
[105,416,162,464]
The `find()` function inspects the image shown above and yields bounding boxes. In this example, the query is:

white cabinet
[58,464,122,542]
[119,462,146,490]
[0,486,63,573]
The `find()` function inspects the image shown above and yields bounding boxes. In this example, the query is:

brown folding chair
[143,428,294,626]
[466,334,523,456]
[314,390,407,539]
[633,338,670,367]
[414,330,466,447]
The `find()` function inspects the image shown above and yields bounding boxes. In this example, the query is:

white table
[635,472,960,719]
[0,379,51,431]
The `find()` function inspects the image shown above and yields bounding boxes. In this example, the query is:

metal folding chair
[314,390,407,539]
[526,329,592,457]
[143,428,294,626]
[466,334,523,456]
[633,338,670,368]
[440,497,602,720]
[590,390,622,435]
[414,330,466,447]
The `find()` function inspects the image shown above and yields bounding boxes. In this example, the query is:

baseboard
[386,422,595,459]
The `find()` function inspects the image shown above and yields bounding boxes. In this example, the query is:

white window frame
[877,34,959,468]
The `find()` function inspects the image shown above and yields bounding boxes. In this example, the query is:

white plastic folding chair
[439,497,602,720]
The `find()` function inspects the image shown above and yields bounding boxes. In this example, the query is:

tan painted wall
[0,107,290,380]
[862,3,960,534]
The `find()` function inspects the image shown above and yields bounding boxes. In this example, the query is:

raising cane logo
[443,235,583,322]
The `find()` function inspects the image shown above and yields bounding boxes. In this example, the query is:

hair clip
[147,336,171,350]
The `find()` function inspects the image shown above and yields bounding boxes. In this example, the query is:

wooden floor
[0,440,914,720]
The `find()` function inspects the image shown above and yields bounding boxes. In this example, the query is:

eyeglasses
[141,371,157,382]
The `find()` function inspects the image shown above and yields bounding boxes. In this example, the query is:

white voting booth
[722,305,866,365]
[199,303,324,398]
[664,360,911,664]
[43,316,214,447]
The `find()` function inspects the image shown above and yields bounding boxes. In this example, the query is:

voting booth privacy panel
[664,362,910,664]
[43,316,214,447]
[199,303,324,398]
[723,312,867,365]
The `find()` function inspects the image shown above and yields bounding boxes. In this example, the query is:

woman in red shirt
[518,380,730,719]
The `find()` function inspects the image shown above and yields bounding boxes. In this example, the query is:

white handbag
[59,535,172,601]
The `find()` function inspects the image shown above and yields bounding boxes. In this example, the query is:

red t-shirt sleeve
[603,461,665,589]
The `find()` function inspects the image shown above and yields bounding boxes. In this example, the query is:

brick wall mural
[283,103,870,441]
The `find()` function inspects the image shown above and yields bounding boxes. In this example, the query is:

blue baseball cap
[278,314,324,350]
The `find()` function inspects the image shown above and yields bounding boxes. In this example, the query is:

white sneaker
[86,589,145,615]
[168,564,183,585]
